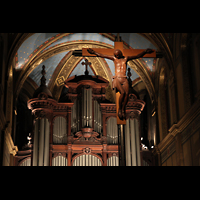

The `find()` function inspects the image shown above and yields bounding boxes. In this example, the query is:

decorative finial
[115,33,121,42]
[81,59,91,76]
[127,67,131,79]
[127,68,132,87]
[40,65,46,86]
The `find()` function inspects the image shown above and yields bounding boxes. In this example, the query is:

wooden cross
[81,59,91,75]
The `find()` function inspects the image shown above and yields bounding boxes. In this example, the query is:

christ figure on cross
[87,48,154,120]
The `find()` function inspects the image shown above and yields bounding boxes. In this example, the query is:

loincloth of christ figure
[87,48,154,120]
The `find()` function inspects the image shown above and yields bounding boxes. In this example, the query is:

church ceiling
[15,33,157,90]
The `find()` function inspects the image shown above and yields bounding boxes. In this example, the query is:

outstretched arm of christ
[87,48,114,61]
[127,48,154,61]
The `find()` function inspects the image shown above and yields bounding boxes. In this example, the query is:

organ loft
[13,60,152,166]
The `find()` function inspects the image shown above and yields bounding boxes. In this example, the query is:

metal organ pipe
[95,100,97,131]
[100,106,102,135]
[71,99,79,134]
[107,117,118,145]
[38,118,44,166]
[86,89,88,126]
[33,118,50,166]
[111,118,113,144]
[89,89,92,127]
[98,103,101,133]
[94,100,96,131]
[125,119,131,166]
[19,159,31,166]
[84,88,86,126]
[71,100,74,134]
[53,117,67,144]
[33,118,38,166]
[82,88,93,128]
[44,119,50,166]
[107,156,119,166]
[93,100,102,134]
[72,154,102,166]
[135,119,141,166]
[77,99,80,131]
[130,119,136,166]
[125,119,141,166]
[97,101,99,132]
[82,88,84,127]
[52,156,67,166]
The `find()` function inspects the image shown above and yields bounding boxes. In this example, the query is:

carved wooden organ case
[14,71,150,166]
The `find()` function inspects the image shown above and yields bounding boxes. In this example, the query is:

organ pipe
[52,156,67,166]
[125,119,141,166]
[93,100,102,134]
[81,88,93,128]
[19,159,31,166]
[107,156,119,166]
[107,117,118,145]
[71,99,80,134]
[33,118,50,166]
[89,89,92,127]
[72,154,102,166]
[53,117,67,144]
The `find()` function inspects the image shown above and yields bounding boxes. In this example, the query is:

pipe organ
[14,64,148,166]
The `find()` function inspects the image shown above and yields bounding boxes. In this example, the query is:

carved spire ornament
[32,65,53,99]
[40,65,46,86]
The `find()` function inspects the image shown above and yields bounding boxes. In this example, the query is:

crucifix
[73,33,156,124]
